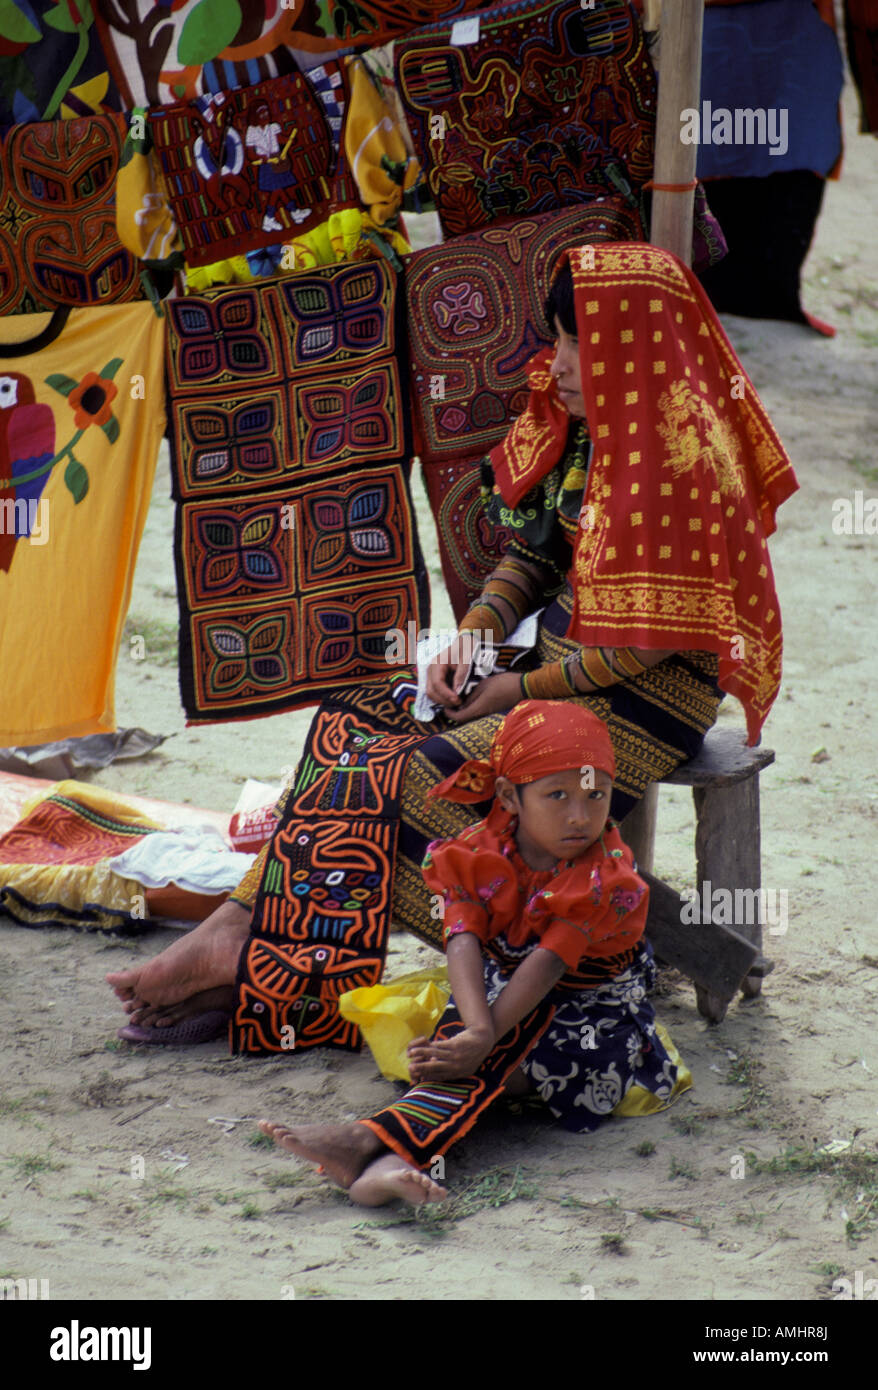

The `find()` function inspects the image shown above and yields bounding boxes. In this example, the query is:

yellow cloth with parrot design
[0,302,166,745]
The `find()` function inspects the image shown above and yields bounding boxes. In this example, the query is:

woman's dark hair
[542,258,577,338]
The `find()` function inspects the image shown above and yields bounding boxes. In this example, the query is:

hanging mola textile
[404,197,644,618]
[394,0,656,238]
[319,0,489,46]
[165,261,429,725]
[0,112,143,315]
[0,302,166,747]
[148,63,355,269]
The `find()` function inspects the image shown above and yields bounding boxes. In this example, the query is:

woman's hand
[424,641,471,710]
[407,1024,495,1082]
[445,671,523,723]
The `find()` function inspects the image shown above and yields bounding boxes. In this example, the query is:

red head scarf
[490,242,799,744]
[429,700,616,805]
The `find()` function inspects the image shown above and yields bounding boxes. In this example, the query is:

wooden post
[642,0,663,32]
[625,2,705,878]
[649,0,705,264]
[620,782,659,874]
[693,776,767,1001]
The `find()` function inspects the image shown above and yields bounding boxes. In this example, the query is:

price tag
[450,16,480,45]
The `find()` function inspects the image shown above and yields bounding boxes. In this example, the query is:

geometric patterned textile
[395,0,656,237]
[323,0,489,46]
[553,243,797,743]
[362,991,555,1163]
[406,199,643,618]
[422,458,509,622]
[165,262,429,723]
[404,199,644,467]
[149,64,351,268]
[0,781,161,932]
[232,697,428,1054]
[0,114,141,315]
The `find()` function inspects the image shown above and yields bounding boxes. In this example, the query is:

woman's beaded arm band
[520,646,652,699]
[458,556,542,641]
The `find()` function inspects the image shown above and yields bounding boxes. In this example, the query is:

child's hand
[407,1025,495,1082]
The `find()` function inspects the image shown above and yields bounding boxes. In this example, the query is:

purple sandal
[117,1010,230,1046]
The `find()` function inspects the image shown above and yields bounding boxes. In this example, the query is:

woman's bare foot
[259,1120,382,1188]
[349,1153,448,1208]
[124,986,234,1029]
[106,901,251,1014]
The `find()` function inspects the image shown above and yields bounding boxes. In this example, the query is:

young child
[260,701,686,1206]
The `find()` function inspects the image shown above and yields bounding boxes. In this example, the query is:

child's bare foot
[349,1153,448,1208]
[259,1120,448,1208]
[258,1120,382,1189]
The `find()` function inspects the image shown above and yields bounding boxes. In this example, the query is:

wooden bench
[620,728,776,1024]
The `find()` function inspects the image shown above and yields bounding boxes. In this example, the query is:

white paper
[450,16,480,45]
[232,777,282,816]
[412,612,542,723]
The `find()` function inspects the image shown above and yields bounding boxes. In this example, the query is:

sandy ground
[1,83,877,1305]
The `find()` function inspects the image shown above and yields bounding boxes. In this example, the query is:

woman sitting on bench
[107,243,798,1049]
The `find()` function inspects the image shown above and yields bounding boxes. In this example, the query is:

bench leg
[694,985,730,1024]
[693,775,765,1011]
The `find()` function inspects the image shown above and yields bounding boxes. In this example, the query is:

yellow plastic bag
[340,970,691,1107]
[339,967,451,1082]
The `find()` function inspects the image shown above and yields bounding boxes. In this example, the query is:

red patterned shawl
[491,242,799,743]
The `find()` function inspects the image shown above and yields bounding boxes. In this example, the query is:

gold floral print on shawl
[656,379,745,499]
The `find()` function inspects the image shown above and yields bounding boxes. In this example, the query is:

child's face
[496,767,613,871]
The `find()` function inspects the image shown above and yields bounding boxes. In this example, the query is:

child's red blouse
[422,807,649,969]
